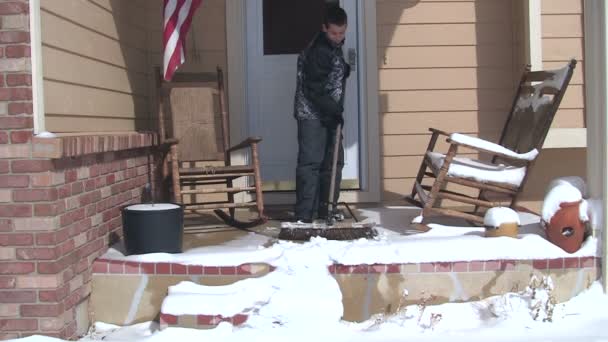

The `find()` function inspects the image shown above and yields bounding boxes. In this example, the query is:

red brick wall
[2,148,156,340]
[0,1,161,339]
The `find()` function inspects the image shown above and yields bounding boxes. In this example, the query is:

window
[263,0,339,55]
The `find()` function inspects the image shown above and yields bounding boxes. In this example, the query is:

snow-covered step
[159,277,277,330]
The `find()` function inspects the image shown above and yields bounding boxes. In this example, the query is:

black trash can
[122,203,184,255]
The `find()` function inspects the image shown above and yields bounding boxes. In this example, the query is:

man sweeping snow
[292,6,351,224]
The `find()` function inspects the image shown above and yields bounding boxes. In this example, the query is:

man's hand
[322,113,343,128]
[334,114,344,127]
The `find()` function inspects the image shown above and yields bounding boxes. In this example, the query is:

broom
[279,123,377,241]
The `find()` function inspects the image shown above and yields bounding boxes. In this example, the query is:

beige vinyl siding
[378,0,523,202]
[516,0,586,211]
[41,0,151,132]
[40,0,227,133]
[541,0,585,128]
[146,0,227,74]
[146,0,227,134]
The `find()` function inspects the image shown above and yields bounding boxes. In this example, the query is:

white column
[29,0,45,134]
[524,0,543,70]
[584,0,608,291]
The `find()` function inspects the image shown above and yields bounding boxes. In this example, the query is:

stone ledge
[159,313,249,330]
[92,259,276,275]
[92,257,599,276]
[32,132,159,159]
[329,257,599,274]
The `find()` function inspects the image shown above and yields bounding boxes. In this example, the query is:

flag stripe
[163,0,202,81]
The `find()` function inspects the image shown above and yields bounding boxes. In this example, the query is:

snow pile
[541,177,589,223]
[21,281,604,342]
[411,214,423,224]
[450,133,539,161]
[160,239,346,330]
[483,207,520,228]
[34,131,57,138]
[161,278,277,316]
[362,276,588,338]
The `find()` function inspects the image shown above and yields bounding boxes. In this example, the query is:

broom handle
[327,123,342,219]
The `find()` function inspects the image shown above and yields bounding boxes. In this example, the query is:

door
[246,0,361,191]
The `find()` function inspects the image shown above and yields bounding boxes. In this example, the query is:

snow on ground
[100,206,598,267]
[11,278,608,342]
[7,207,606,342]
[78,282,608,342]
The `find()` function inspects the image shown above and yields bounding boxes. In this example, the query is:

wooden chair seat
[426,151,528,188]
[179,165,255,175]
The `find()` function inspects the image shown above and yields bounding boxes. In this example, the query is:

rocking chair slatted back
[158,67,230,162]
[498,59,577,158]
[156,67,267,229]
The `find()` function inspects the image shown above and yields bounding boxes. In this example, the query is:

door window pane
[263,0,338,55]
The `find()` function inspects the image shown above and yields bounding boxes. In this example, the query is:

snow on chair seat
[426,151,528,187]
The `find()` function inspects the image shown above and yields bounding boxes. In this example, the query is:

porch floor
[104,204,599,265]
[170,204,450,251]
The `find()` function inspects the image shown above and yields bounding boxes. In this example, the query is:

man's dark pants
[295,119,344,221]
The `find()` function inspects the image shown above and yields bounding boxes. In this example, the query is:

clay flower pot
[485,222,519,238]
[545,200,585,253]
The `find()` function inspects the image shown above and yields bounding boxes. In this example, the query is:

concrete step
[91,256,599,327]
[160,312,248,329]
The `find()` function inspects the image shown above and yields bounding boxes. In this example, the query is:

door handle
[347,48,357,71]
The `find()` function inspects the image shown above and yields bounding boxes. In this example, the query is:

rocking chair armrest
[428,128,451,137]
[446,138,537,163]
[426,128,451,153]
[161,138,179,146]
[227,136,263,153]
[158,138,179,152]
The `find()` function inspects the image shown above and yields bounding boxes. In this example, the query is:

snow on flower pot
[484,207,519,238]
[541,177,589,254]
[122,203,184,255]
[544,200,586,254]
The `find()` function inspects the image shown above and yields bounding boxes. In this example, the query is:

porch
[0,0,596,340]
[89,206,599,329]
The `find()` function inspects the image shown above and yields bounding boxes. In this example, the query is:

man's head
[322,6,347,45]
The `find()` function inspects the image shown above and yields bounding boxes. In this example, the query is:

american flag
[163,0,202,81]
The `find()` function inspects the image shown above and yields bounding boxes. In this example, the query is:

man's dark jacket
[293,31,351,124]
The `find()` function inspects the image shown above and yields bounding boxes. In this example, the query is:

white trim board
[542,128,587,149]
[524,0,543,70]
[225,1,249,203]
[582,0,608,291]
[225,0,381,204]
[29,0,45,134]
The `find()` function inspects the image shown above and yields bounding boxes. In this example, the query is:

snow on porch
[89,206,600,327]
[98,206,598,266]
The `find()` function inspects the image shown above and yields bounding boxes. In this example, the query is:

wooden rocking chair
[407,59,577,225]
[157,67,267,228]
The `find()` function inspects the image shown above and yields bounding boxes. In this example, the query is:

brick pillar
[0,0,42,340]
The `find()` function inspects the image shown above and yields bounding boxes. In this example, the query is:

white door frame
[226,0,380,204]
[583,0,608,290]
